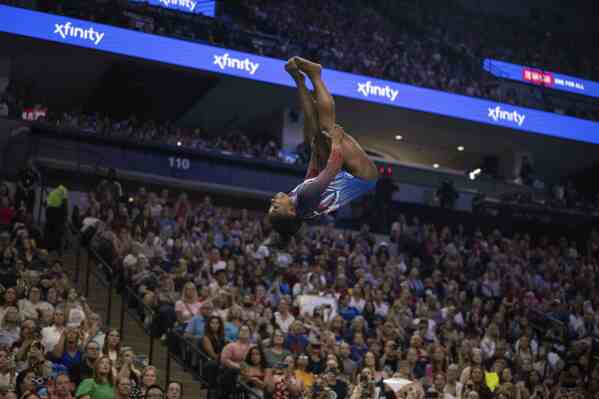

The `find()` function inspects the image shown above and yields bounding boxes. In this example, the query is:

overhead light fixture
[177,141,182,147]
[433,163,440,169]
[457,146,464,151]
[395,135,403,141]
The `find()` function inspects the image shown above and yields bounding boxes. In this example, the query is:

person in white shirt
[348,286,366,313]
[481,323,499,360]
[443,363,464,399]
[18,286,53,321]
[41,307,67,353]
[274,299,295,333]
[373,289,389,317]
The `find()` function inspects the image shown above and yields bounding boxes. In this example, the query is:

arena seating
[0,174,181,399]
[80,172,599,399]
[1,2,598,399]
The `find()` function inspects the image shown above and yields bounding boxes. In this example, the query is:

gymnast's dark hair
[269,213,302,248]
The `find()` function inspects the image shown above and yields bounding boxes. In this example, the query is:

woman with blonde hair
[138,366,158,398]
[117,347,141,382]
[174,281,201,328]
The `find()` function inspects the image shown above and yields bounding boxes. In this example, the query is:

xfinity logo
[357,81,399,102]
[160,0,197,12]
[213,53,260,75]
[54,22,105,45]
[487,106,526,127]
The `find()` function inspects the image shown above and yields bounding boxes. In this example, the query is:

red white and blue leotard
[289,147,376,219]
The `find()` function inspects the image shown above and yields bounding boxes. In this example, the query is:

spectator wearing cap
[208,262,229,291]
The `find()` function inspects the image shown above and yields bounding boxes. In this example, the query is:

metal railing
[76,239,261,399]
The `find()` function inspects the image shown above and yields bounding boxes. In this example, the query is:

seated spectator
[0,306,20,347]
[284,321,309,355]
[174,282,201,328]
[201,316,225,361]
[273,298,295,334]
[263,329,290,368]
[294,354,314,391]
[0,288,18,323]
[138,366,158,399]
[50,327,84,373]
[117,347,142,390]
[143,385,163,399]
[184,301,213,342]
[219,325,252,397]
[0,348,16,387]
[102,329,121,363]
[114,376,131,399]
[75,356,114,399]
[64,289,88,328]
[70,340,101,386]
[240,346,267,397]
[82,313,105,352]
[165,382,182,399]
[148,274,179,340]
[15,368,36,399]
[41,307,66,353]
[224,305,243,343]
[49,373,75,399]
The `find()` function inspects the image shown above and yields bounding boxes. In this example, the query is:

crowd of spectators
[0,81,288,164]
[237,0,599,122]
[80,170,599,399]
[50,111,284,163]
[0,180,182,399]
[3,0,597,122]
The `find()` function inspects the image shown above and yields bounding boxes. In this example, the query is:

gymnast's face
[269,192,296,217]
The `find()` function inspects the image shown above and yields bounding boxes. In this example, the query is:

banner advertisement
[2,5,599,144]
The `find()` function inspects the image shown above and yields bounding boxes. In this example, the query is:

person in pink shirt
[174,282,201,327]
[219,324,252,397]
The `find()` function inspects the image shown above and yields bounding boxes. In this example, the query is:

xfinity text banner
[483,58,599,99]
[1,5,598,144]
[129,0,216,17]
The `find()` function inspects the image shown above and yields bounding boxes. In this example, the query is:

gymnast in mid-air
[269,57,379,242]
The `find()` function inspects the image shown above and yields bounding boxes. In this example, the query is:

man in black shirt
[69,340,100,385]
[15,160,40,216]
